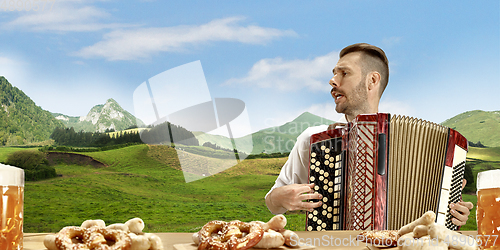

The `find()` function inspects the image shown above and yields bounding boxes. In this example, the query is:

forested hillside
[0,76,64,145]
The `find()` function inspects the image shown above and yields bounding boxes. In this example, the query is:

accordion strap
[327,122,347,130]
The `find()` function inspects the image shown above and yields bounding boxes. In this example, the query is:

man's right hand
[266,183,323,214]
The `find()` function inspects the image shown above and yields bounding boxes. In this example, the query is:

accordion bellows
[306,113,468,231]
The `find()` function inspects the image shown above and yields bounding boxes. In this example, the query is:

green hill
[247,112,335,154]
[194,112,335,154]
[441,110,500,147]
[0,76,65,145]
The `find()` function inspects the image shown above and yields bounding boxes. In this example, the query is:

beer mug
[477,169,500,250]
[0,164,25,250]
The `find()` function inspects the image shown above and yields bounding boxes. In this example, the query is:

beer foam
[0,164,25,187]
[477,169,500,190]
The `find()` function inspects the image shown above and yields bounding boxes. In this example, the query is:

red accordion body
[306,113,468,231]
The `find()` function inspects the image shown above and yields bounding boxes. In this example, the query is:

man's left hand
[450,201,474,226]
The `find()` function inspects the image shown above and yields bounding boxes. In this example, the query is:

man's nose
[329,76,337,87]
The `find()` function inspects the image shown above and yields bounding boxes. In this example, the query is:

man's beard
[335,78,369,117]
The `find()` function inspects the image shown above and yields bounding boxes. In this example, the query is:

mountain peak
[59,98,141,132]
[106,98,117,104]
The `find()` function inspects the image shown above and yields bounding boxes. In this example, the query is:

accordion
[306,113,468,231]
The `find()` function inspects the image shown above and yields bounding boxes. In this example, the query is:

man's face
[329,52,369,117]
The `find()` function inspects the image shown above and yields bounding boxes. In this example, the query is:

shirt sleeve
[265,125,328,200]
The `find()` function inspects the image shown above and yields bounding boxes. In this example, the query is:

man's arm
[265,183,323,214]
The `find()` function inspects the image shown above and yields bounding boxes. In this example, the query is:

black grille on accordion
[306,136,344,231]
[445,161,466,231]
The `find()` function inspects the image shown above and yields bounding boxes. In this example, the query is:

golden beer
[0,164,24,250]
[477,187,500,250]
[0,186,24,250]
[477,170,500,250]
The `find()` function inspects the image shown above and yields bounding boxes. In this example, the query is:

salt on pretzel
[197,220,264,250]
[398,211,436,236]
[428,223,478,250]
[55,226,90,250]
[85,227,132,250]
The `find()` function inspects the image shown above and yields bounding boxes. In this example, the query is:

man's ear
[367,71,381,91]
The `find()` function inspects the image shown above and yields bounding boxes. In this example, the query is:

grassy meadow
[18,144,305,233]
[1,145,498,233]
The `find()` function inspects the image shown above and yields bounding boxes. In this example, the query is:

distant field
[0,146,35,162]
[106,128,147,137]
[468,146,500,161]
[1,145,498,233]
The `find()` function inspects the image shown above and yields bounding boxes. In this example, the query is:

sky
[1,0,499,135]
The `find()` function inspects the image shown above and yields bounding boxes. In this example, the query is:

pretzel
[358,230,399,247]
[55,226,90,250]
[197,220,264,250]
[85,227,132,250]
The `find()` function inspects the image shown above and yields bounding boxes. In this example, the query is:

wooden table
[22,231,478,250]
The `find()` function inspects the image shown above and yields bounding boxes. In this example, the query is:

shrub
[5,150,57,181]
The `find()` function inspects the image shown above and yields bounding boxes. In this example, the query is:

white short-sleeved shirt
[266,116,347,214]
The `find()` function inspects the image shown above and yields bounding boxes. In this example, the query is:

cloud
[382,36,402,47]
[2,1,133,32]
[0,55,29,89]
[74,17,297,61]
[224,50,338,92]
[379,99,414,117]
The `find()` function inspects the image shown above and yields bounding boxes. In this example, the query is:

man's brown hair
[340,43,389,96]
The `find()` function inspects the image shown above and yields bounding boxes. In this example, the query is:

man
[265,43,473,227]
